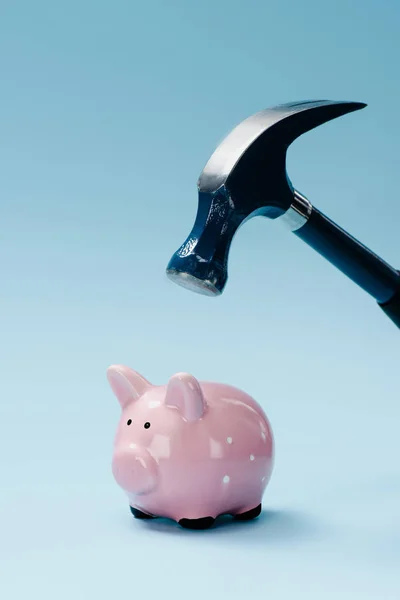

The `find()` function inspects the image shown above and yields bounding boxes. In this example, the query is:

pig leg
[234,504,262,521]
[130,506,155,519]
[178,516,215,530]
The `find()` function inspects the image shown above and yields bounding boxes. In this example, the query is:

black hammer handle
[293,205,400,327]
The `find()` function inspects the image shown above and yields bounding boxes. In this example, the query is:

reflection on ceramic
[107,365,274,530]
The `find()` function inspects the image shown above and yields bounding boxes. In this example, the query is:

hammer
[166,100,400,328]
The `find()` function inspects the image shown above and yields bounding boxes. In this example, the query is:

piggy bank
[108,365,274,529]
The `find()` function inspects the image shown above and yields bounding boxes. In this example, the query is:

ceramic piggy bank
[108,365,274,529]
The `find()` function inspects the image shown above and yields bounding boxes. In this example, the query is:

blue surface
[1,1,399,598]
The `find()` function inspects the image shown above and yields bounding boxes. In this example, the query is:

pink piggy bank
[108,365,274,529]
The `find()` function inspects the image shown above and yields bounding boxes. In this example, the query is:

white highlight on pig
[250,454,255,461]
[188,381,195,390]
[149,435,171,458]
[149,400,161,409]
[226,436,233,444]
[261,432,267,441]
[223,475,230,484]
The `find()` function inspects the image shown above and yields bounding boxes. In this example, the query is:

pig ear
[165,373,206,422]
[107,365,151,409]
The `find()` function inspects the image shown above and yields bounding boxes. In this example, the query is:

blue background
[1,0,399,598]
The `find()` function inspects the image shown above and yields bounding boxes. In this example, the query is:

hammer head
[166,99,366,296]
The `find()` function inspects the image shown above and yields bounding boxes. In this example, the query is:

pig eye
[127,419,132,426]
[144,422,151,429]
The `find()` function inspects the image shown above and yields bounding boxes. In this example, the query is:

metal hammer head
[166,99,366,296]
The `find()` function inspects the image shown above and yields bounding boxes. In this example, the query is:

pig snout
[112,445,158,495]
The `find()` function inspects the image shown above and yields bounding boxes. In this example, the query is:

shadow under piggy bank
[131,508,325,546]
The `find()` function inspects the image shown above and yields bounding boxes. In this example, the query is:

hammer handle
[293,206,400,326]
